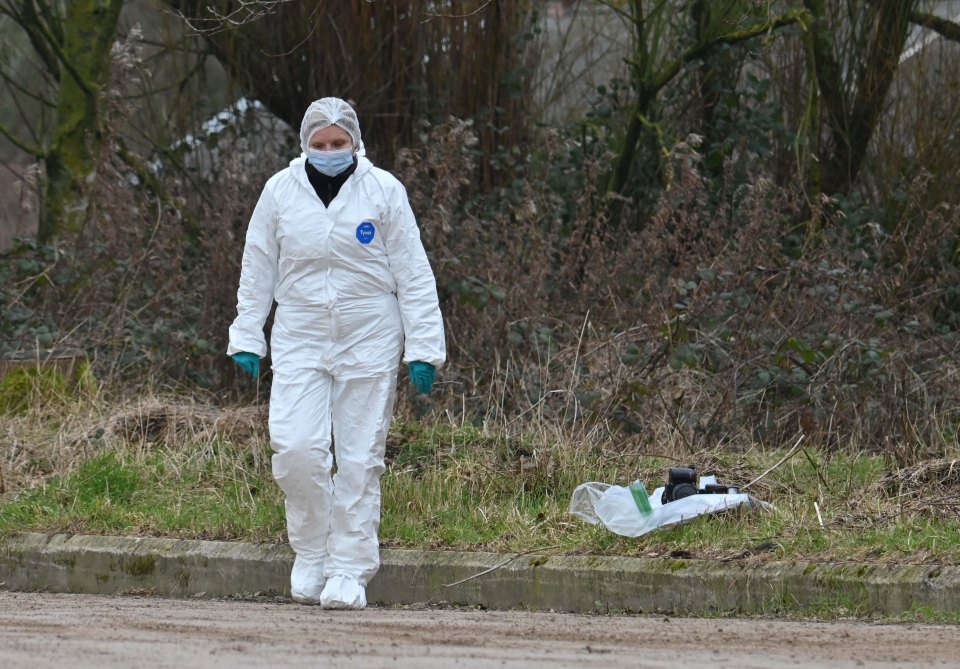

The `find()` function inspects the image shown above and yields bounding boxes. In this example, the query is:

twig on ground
[801,446,832,494]
[443,544,562,588]
[742,433,805,490]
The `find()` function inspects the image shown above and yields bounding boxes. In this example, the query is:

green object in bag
[629,480,653,515]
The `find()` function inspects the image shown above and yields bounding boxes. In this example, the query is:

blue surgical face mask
[307,147,355,176]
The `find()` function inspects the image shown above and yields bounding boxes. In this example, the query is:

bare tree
[599,1,803,210]
[802,0,917,197]
[162,0,535,186]
[601,0,960,208]
[0,0,124,243]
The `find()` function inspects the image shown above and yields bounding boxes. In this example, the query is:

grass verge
[2,396,959,568]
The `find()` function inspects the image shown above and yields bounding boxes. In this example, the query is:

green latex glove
[232,352,260,378]
[408,361,435,394]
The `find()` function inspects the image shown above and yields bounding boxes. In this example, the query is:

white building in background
[146,97,294,182]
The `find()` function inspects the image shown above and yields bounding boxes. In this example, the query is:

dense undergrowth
[3,117,960,465]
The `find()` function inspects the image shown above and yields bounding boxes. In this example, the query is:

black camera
[661,466,738,504]
[662,466,699,503]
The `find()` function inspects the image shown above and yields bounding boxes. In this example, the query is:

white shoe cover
[319,574,366,610]
[290,554,326,604]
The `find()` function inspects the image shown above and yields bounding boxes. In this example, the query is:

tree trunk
[38,0,124,243]
[803,0,915,196]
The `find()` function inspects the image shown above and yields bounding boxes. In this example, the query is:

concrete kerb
[1,532,957,616]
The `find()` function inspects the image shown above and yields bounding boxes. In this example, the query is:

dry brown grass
[0,390,270,499]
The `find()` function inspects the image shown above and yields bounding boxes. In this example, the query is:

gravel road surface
[1,591,958,668]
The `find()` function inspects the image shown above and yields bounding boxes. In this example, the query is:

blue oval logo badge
[356,221,376,245]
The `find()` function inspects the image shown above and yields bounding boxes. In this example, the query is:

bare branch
[174,0,299,36]
[652,9,808,95]
[10,0,97,95]
[909,9,960,43]
[0,63,55,108]
[3,0,62,80]
[114,136,203,242]
[0,116,43,157]
[421,0,492,24]
[592,0,636,24]
[0,68,50,149]
[259,2,322,57]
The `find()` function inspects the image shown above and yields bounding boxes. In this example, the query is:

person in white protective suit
[227,97,445,609]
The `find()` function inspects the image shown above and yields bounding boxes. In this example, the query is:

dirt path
[1,591,957,668]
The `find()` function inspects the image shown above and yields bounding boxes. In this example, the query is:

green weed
[0,366,68,414]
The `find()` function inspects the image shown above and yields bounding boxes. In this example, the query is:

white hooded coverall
[228,151,445,594]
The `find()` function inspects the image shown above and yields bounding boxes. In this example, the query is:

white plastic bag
[568,482,772,537]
